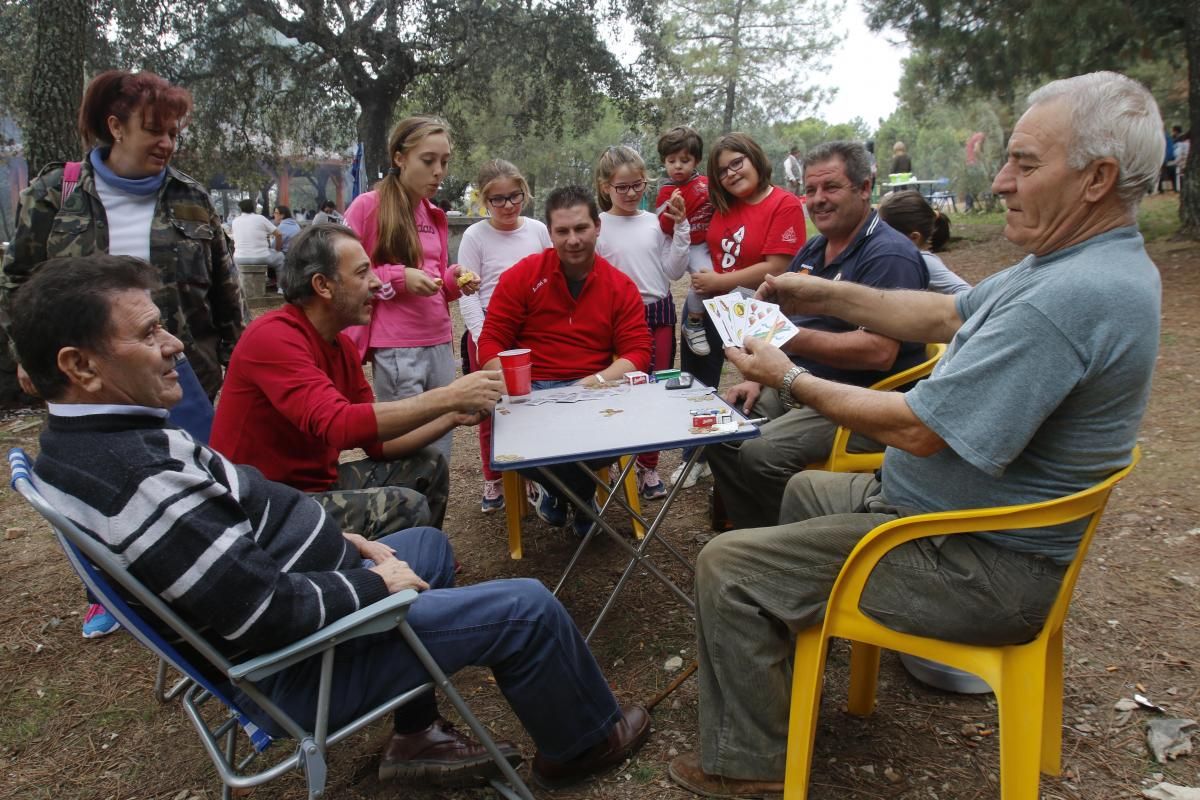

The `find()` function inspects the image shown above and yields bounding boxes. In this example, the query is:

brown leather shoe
[378,718,522,786]
[531,704,652,789]
[668,752,784,798]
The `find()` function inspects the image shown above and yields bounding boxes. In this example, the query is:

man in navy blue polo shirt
[708,140,928,528]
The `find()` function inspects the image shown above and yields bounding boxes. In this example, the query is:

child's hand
[665,190,687,224]
[404,267,441,296]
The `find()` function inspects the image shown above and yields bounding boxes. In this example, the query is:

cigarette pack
[624,371,649,385]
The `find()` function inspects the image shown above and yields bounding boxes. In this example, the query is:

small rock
[1116,698,1141,712]
[664,655,684,672]
[1169,574,1198,588]
[860,764,875,776]
[4,527,26,540]
[884,766,902,783]
[667,747,678,757]
[961,722,984,737]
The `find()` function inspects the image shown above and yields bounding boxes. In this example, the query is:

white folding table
[490,380,759,640]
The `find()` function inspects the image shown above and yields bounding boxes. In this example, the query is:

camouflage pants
[313,448,449,540]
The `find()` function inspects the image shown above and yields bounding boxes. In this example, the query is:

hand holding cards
[702,292,799,349]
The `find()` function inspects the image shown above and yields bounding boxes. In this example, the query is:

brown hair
[476,159,531,204]
[657,126,703,163]
[877,190,951,251]
[78,70,192,149]
[373,116,451,269]
[594,145,647,212]
[706,132,772,214]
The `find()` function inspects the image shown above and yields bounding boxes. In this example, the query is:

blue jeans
[258,526,621,761]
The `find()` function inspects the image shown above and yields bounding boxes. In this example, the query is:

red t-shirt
[476,248,651,382]
[211,303,383,492]
[706,187,805,273]
[655,172,713,245]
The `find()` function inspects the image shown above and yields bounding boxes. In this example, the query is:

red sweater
[655,172,713,245]
[476,248,651,381]
[211,303,383,492]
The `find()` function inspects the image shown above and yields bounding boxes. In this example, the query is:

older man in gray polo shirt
[671,70,1164,797]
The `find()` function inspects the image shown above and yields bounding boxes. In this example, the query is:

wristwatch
[778,365,809,410]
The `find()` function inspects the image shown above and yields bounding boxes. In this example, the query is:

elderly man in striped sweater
[10,254,649,790]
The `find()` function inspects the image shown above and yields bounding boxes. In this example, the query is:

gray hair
[282,222,359,303]
[1027,71,1163,210]
[803,141,873,187]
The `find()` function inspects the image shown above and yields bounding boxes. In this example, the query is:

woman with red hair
[1,69,247,638]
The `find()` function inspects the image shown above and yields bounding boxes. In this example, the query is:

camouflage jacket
[0,159,248,397]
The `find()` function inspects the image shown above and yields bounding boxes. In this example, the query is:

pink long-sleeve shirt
[342,191,461,350]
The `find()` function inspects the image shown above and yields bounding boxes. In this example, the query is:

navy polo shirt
[786,210,928,386]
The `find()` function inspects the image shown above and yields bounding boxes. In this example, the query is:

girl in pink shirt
[343,116,478,462]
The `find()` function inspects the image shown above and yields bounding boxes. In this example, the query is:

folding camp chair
[8,448,533,800]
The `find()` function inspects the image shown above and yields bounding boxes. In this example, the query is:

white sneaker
[683,317,710,356]
[669,461,711,489]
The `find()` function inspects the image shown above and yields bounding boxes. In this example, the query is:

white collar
[47,402,170,419]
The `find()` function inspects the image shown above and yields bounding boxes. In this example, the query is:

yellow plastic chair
[783,448,1140,800]
[501,456,644,559]
[813,342,947,473]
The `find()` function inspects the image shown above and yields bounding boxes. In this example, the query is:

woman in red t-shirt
[672,132,805,488]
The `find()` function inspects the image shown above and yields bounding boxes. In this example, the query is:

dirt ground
[0,194,1197,800]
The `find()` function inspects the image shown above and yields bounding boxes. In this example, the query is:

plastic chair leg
[618,456,645,539]
[846,642,881,716]
[502,471,524,559]
[784,626,829,800]
[1040,630,1064,775]
[997,650,1047,800]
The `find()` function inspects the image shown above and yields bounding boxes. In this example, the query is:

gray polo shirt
[882,226,1160,563]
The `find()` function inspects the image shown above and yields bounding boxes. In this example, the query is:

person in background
[890,141,913,175]
[783,145,803,196]
[343,116,478,465]
[674,132,806,490]
[457,159,551,513]
[595,145,690,500]
[0,67,246,638]
[655,126,714,359]
[231,198,282,273]
[313,200,340,226]
[273,204,302,253]
[877,191,970,295]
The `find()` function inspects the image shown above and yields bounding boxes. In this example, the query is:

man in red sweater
[212,223,503,538]
[477,185,651,535]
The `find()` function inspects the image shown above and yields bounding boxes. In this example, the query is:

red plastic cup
[498,348,532,397]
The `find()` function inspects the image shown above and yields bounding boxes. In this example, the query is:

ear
[908,231,923,245]
[311,271,337,301]
[392,150,406,170]
[1083,157,1120,203]
[106,114,124,143]
[56,347,104,394]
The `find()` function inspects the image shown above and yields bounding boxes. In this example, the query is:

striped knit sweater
[35,408,389,655]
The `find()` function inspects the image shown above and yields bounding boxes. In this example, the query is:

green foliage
[660,0,843,132]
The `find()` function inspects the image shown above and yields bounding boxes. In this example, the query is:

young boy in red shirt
[654,126,715,356]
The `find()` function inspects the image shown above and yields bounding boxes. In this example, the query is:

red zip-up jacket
[477,248,651,381]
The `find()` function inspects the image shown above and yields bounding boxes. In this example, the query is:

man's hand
[404,267,442,297]
[576,373,607,388]
[722,380,762,414]
[369,559,430,594]
[16,365,38,398]
[664,190,687,224]
[448,370,503,413]
[759,272,824,316]
[725,337,796,394]
[451,410,488,427]
[345,532,397,564]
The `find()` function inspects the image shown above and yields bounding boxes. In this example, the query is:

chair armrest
[230,589,419,682]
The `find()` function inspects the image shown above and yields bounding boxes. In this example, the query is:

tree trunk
[356,90,402,189]
[24,0,89,174]
[1179,0,1200,238]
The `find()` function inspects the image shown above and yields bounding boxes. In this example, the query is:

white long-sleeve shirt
[457,217,551,340]
[596,211,690,303]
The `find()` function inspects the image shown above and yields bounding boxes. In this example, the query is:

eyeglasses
[486,191,525,208]
[717,155,748,180]
[610,179,647,195]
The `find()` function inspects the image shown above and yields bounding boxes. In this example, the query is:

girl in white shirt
[877,191,971,295]
[593,145,690,500]
[458,160,551,513]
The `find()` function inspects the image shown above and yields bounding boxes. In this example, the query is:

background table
[490,380,759,639]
